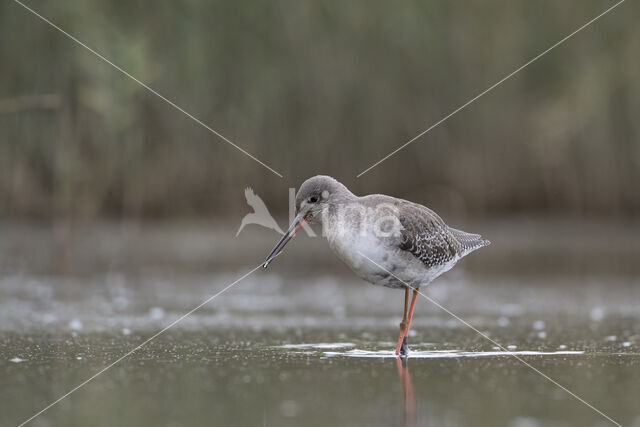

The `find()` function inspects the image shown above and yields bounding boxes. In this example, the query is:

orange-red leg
[395,287,410,355]
[395,288,419,356]
[405,289,419,334]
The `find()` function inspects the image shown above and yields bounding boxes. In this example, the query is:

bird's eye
[308,195,319,203]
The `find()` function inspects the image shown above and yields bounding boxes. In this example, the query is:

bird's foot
[399,336,409,357]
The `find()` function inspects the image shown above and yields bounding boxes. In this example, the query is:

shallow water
[1,219,639,426]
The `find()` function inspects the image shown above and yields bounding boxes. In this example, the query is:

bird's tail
[449,227,490,256]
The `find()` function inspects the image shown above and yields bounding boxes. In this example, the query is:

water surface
[1,220,639,426]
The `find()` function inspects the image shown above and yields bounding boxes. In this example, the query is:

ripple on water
[278,343,356,349]
[322,349,585,358]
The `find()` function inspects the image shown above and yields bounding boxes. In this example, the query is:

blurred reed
[0,0,638,219]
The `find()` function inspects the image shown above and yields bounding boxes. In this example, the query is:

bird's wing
[396,203,460,269]
[244,187,270,213]
[397,202,491,267]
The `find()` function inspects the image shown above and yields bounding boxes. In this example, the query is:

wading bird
[263,176,489,356]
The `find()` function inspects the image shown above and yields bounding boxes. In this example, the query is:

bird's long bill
[262,211,308,269]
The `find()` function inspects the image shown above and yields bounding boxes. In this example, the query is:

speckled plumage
[297,176,490,290]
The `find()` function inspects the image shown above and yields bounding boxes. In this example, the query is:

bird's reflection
[396,357,417,427]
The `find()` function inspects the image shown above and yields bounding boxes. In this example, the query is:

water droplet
[532,320,545,330]
[149,307,165,320]
[69,318,83,331]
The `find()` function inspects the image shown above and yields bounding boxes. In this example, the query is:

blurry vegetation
[0,0,638,219]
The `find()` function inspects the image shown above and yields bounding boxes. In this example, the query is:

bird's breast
[323,215,410,287]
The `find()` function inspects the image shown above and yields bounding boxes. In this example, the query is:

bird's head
[263,175,352,268]
[295,175,350,223]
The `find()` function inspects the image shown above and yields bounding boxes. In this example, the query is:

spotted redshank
[263,175,490,356]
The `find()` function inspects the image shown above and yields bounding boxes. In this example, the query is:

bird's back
[345,194,489,287]
[392,198,489,265]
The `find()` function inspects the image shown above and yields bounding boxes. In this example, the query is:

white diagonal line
[357,0,626,178]
[17,263,263,427]
[12,0,283,178]
[357,251,621,426]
